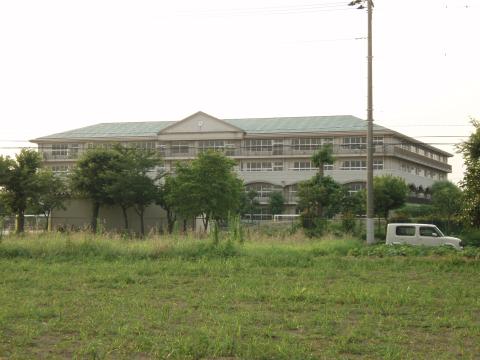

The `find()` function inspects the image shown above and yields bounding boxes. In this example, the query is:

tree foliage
[105,146,162,236]
[458,118,480,227]
[240,189,260,223]
[168,150,243,231]
[311,144,334,177]
[70,149,123,233]
[156,175,178,234]
[0,150,42,233]
[297,175,344,236]
[268,191,285,217]
[431,181,463,232]
[373,175,408,220]
[30,169,69,231]
[298,175,344,219]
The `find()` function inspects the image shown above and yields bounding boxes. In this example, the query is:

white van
[386,223,463,250]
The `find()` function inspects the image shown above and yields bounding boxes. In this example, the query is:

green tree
[70,149,123,233]
[156,175,178,234]
[268,191,285,217]
[240,189,259,223]
[129,174,158,237]
[298,175,344,220]
[0,150,42,233]
[340,189,365,233]
[457,118,480,227]
[0,194,7,216]
[373,175,408,221]
[170,150,243,231]
[297,175,344,236]
[106,146,162,235]
[30,169,69,231]
[311,144,334,178]
[430,181,463,233]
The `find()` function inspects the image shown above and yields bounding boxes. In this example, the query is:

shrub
[460,229,480,247]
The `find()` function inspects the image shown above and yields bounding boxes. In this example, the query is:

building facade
[31,111,452,224]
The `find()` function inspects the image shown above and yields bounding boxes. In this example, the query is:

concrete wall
[51,199,169,233]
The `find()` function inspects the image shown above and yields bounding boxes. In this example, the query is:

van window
[396,226,415,236]
[419,227,441,237]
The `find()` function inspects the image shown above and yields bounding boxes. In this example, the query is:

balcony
[389,147,452,172]
[41,152,82,161]
[159,145,382,158]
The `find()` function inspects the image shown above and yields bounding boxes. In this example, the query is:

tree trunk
[91,202,100,233]
[183,219,187,233]
[15,210,25,234]
[139,207,145,237]
[318,167,324,178]
[447,214,451,235]
[45,210,52,231]
[203,215,209,232]
[167,209,175,234]
[121,206,129,230]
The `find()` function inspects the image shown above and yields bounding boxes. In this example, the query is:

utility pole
[349,0,375,244]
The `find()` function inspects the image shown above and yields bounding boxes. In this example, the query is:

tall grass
[1,231,479,261]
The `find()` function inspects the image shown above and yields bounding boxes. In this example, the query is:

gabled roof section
[32,121,174,141]
[158,111,245,134]
[224,115,388,133]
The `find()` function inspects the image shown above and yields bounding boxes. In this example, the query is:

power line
[176,2,354,18]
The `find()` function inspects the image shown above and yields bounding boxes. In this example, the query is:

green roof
[224,115,388,133]
[33,114,390,141]
[35,121,175,140]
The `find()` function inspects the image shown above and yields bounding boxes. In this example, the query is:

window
[373,136,384,145]
[51,143,81,159]
[52,144,68,157]
[271,139,284,155]
[341,160,366,170]
[346,182,365,195]
[171,141,190,154]
[199,140,224,151]
[293,161,314,171]
[401,142,411,151]
[69,144,80,157]
[243,161,283,171]
[246,183,281,198]
[288,184,298,195]
[246,206,272,221]
[273,161,284,171]
[342,137,366,150]
[224,142,236,156]
[419,227,441,237]
[292,137,333,151]
[373,159,384,170]
[396,226,416,236]
[245,139,272,152]
[126,141,156,150]
[51,165,70,176]
[87,142,116,149]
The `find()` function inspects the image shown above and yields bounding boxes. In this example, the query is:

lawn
[0,234,479,359]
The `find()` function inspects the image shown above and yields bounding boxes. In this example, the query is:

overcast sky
[0,0,478,183]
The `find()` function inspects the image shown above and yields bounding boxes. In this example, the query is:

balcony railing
[389,147,452,172]
[39,144,452,173]
[159,145,386,158]
[41,152,83,161]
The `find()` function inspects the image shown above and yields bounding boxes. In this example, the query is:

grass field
[0,233,479,359]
